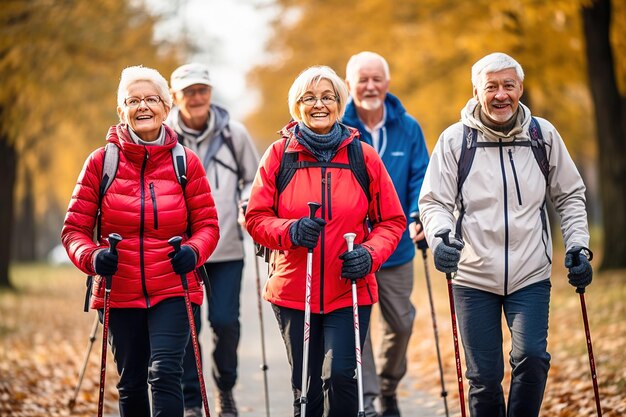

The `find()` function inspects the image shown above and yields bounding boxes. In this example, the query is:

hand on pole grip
[95,233,122,277]
[340,244,371,280]
[433,229,464,274]
[168,236,197,275]
[290,202,324,249]
[565,246,593,293]
[410,213,428,251]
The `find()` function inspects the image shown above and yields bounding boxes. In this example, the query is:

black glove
[169,245,197,275]
[289,217,326,249]
[95,249,118,276]
[339,244,372,280]
[564,247,593,289]
[433,235,464,274]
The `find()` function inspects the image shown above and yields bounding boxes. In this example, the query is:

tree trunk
[582,0,626,270]
[14,168,36,261]
[0,132,17,289]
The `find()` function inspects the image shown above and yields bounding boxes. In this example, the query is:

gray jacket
[419,99,589,295]
[167,105,259,262]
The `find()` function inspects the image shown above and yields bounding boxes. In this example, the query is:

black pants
[182,260,243,408]
[101,297,194,417]
[273,304,372,417]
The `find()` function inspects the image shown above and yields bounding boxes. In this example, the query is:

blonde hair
[471,53,524,89]
[287,65,349,122]
[116,65,172,111]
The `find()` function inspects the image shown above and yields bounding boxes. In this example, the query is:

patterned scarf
[296,122,351,162]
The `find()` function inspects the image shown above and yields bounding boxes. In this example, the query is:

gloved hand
[339,244,372,280]
[94,249,118,276]
[289,217,326,249]
[169,245,197,275]
[433,235,464,274]
[564,247,593,289]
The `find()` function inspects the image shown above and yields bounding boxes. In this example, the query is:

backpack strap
[455,125,478,239]
[347,139,371,202]
[220,124,242,181]
[528,117,549,184]
[171,141,188,190]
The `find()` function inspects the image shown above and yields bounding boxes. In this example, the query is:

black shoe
[381,395,400,417]
[216,389,238,417]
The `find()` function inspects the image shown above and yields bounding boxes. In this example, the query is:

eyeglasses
[299,95,337,106]
[182,86,211,97]
[124,95,162,108]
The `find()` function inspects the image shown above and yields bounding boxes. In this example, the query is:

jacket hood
[461,98,532,141]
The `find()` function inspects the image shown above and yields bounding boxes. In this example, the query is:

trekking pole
[68,313,99,410]
[300,201,321,417]
[571,248,602,416]
[411,215,449,417]
[242,202,271,417]
[97,233,122,417]
[434,229,466,417]
[168,236,212,417]
[343,232,365,417]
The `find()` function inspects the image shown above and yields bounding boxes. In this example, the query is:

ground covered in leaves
[404,248,625,416]
[0,255,624,416]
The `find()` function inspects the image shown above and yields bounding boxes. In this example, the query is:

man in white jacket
[419,52,593,417]
[167,63,260,417]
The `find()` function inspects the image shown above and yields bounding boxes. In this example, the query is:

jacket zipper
[499,140,509,296]
[326,172,332,220]
[508,150,523,205]
[149,183,158,229]
[539,204,552,264]
[319,167,326,314]
[140,151,150,307]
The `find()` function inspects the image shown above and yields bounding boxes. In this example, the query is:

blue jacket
[343,93,429,267]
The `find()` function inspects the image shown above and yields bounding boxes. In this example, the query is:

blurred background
[1,0,625,288]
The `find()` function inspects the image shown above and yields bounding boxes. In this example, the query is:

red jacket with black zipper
[245,121,405,314]
[62,123,219,310]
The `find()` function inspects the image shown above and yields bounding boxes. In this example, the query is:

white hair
[345,51,390,82]
[471,52,524,88]
[287,65,349,122]
[116,65,172,109]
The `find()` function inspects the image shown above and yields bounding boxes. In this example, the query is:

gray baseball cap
[170,63,212,91]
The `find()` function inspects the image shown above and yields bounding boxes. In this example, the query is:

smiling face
[172,83,212,130]
[299,78,339,134]
[117,80,169,141]
[474,68,524,125]
[346,57,389,111]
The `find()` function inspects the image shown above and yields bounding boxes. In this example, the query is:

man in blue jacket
[344,51,430,417]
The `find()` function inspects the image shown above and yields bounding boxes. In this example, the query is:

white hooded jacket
[419,99,589,295]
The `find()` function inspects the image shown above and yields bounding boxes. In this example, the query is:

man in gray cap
[167,63,260,417]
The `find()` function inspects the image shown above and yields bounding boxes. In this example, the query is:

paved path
[107,235,441,416]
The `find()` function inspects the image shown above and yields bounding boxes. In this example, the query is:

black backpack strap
[276,137,296,195]
[455,125,478,239]
[347,139,371,202]
[528,117,549,184]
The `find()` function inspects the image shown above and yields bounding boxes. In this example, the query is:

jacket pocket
[149,183,158,230]
[539,205,552,264]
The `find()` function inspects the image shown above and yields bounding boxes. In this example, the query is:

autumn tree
[0,0,181,288]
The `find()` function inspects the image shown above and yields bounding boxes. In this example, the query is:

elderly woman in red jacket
[62,65,219,417]
[245,65,405,417]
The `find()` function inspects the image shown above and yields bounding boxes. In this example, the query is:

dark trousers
[182,260,244,408]
[101,297,193,417]
[453,279,552,417]
[272,304,372,417]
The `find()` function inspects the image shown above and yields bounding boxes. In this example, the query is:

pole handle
[168,236,183,254]
[308,201,321,219]
[410,213,429,251]
[105,233,123,289]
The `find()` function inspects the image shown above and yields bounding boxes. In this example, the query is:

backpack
[255,135,371,261]
[455,117,549,238]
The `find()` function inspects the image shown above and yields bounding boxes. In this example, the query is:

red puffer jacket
[62,124,219,309]
[245,122,405,314]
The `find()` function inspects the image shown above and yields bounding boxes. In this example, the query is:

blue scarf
[296,122,351,162]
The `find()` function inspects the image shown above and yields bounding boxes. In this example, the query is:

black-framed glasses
[299,95,337,106]
[124,95,162,108]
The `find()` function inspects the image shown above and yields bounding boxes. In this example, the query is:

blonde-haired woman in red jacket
[245,65,405,417]
[62,65,219,417]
